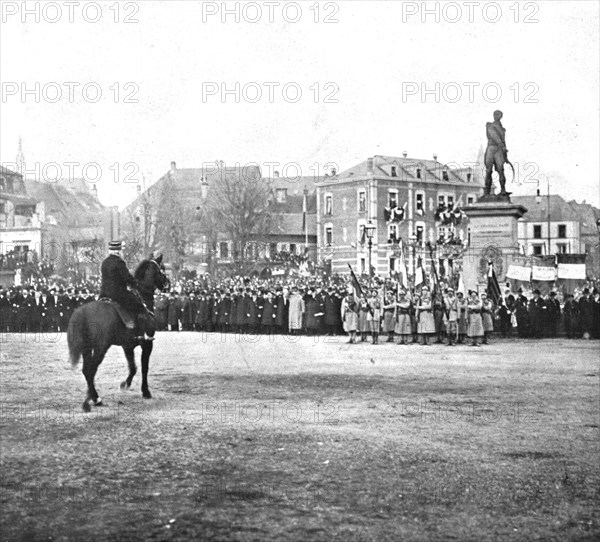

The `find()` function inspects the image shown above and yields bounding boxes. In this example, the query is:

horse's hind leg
[120,346,137,391]
[82,344,110,412]
[140,340,154,399]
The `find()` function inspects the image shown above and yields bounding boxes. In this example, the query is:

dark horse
[67,255,168,412]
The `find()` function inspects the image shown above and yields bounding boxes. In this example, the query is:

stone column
[462,202,528,291]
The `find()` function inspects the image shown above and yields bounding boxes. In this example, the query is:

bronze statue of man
[484,110,509,196]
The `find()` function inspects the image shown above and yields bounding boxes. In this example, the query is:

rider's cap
[108,240,122,251]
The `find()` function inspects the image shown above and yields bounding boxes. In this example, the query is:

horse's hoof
[94,397,104,407]
[142,390,152,399]
[82,400,92,412]
[120,381,131,391]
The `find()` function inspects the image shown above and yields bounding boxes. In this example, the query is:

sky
[1,0,599,209]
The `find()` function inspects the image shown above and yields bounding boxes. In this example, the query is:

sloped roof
[0,165,22,178]
[266,175,324,195]
[269,193,316,214]
[325,154,481,185]
[22,178,105,226]
[512,195,583,222]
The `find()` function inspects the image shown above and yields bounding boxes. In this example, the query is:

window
[388,191,398,208]
[447,195,454,207]
[442,169,449,181]
[391,166,397,177]
[0,202,5,214]
[275,188,287,203]
[416,225,424,243]
[416,193,425,215]
[325,226,333,246]
[416,168,422,179]
[358,223,366,244]
[325,195,333,216]
[360,257,366,274]
[358,191,366,213]
[438,227,447,240]
[557,243,568,254]
[558,224,567,238]
[220,242,229,259]
[533,225,542,239]
[533,245,543,255]
[467,173,472,182]
[388,224,398,243]
[269,242,277,257]
[438,195,445,206]
[290,243,297,254]
[467,196,474,205]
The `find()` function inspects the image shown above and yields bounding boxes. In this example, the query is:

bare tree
[203,172,277,274]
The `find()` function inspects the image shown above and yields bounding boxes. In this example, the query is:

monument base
[462,201,528,292]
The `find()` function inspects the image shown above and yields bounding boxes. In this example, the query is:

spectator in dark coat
[274,289,288,334]
[167,292,182,331]
[563,294,578,339]
[261,291,277,335]
[155,294,169,331]
[528,289,546,338]
[323,288,340,335]
[578,289,594,338]
[515,289,530,338]
[546,291,561,337]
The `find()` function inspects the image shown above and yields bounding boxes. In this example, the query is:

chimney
[402,151,408,158]
[92,185,98,197]
[433,153,438,161]
[170,161,176,171]
[137,185,141,195]
[274,170,280,178]
[367,157,374,175]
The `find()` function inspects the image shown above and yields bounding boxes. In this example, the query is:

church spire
[16,136,25,173]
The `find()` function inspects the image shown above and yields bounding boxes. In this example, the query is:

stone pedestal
[462,202,528,291]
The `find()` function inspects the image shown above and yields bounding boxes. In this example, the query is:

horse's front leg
[120,345,137,391]
[140,340,153,399]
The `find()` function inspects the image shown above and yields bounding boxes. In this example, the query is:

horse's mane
[134,259,152,281]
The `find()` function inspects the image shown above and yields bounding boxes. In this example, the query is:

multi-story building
[514,194,600,277]
[0,165,107,282]
[121,162,321,275]
[315,153,484,276]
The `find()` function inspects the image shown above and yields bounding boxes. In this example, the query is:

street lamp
[365,220,376,285]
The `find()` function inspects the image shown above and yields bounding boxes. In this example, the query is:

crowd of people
[1,274,599,344]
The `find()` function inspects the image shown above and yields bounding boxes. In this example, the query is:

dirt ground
[1,332,599,542]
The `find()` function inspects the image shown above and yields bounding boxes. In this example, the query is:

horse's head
[135,254,169,293]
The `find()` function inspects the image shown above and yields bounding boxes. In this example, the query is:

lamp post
[536,178,551,255]
[365,220,376,286]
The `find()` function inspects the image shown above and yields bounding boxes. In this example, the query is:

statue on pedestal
[481,110,514,202]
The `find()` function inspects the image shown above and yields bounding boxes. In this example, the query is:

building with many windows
[0,165,107,282]
[514,194,600,277]
[121,162,321,276]
[315,153,484,276]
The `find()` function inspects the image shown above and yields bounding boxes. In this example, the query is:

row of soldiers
[1,282,598,340]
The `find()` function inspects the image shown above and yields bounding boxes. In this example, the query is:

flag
[457,272,465,295]
[415,257,424,287]
[302,190,307,233]
[487,261,502,305]
[399,242,408,289]
[348,264,364,297]
[384,207,393,223]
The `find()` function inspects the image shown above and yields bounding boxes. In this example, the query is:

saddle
[98,298,135,330]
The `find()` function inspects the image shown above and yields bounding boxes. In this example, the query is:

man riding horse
[99,240,155,341]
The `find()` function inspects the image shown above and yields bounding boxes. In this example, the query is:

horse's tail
[67,306,86,366]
